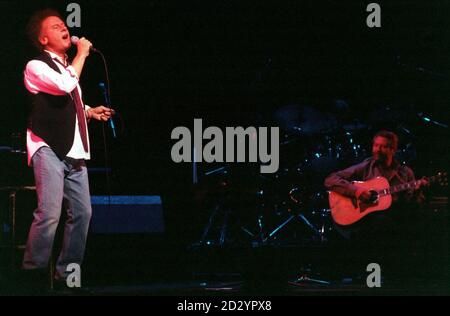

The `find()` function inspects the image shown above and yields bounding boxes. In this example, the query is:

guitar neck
[388,180,421,194]
[379,175,437,196]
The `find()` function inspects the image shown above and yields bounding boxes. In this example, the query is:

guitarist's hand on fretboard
[415,177,430,190]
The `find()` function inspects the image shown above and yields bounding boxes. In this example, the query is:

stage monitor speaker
[90,196,164,234]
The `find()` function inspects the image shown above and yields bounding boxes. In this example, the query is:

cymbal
[342,121,368,131]
[273,104,338,135]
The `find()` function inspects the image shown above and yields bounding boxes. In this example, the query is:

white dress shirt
[24,50,91,165]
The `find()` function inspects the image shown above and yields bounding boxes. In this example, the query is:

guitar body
[329,177,392,226]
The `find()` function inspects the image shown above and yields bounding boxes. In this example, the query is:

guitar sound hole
[368,190,378,203]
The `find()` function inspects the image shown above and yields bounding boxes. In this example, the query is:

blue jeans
[23,147,92,280]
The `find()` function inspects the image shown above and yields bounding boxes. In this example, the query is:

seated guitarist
[324,130,428,243]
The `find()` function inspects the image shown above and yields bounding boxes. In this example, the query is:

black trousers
[332,207,425,279]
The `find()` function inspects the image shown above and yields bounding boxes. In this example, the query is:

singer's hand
[76,37,92,57]
[72,37,92,77]
[86,106,115,122]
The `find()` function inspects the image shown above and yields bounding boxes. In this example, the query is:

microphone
[71,36,99,53]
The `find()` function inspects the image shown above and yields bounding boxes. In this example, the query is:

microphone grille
[70,36,79,45]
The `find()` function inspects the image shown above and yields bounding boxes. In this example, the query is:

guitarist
[324,130,428,242]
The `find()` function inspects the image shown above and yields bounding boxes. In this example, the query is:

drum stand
[288,264,330,286]
[260,207,331,286]
[261,211,326,244]
[191,199,255,248]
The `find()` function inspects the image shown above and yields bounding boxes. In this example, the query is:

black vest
[27,52,77,160]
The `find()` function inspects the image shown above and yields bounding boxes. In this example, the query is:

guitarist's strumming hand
[356,189,372,203]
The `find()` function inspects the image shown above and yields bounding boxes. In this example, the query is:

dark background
[0,0,449,247]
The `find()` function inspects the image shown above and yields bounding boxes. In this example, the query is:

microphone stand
[99,81,117,138]
[93,49,116,206]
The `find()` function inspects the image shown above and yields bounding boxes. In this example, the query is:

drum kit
[194,101,426,247]
[248,103,370,245]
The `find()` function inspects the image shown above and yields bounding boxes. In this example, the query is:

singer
[21,9,114,292]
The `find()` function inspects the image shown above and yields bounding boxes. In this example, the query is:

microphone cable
[95,49,115,207]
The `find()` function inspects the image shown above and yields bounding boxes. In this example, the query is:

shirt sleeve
[24,60,79,95]
[84,104,91,121]
[324,160,369,197]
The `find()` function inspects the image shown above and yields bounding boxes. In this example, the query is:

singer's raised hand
[71,37,93,78]
[86,106,115,122]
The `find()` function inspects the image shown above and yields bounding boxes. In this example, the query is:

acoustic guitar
[329,172,447,226]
